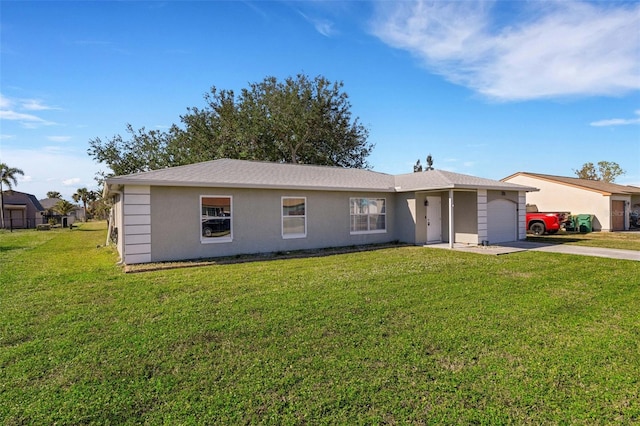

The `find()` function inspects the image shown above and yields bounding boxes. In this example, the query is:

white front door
[426,196,442,243]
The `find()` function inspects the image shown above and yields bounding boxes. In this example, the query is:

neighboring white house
[104,159,537,265]
[502,172,640,232]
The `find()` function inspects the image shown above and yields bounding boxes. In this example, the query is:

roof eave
[104,178,396,193]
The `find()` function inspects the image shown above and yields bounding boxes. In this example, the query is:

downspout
[106,189,123,247]
[105,208,113,246]
[449,189,455,249]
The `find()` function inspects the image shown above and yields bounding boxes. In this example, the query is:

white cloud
[62,177,82,186]
[0,110,46,122]
[47,136,73,142]
[0,94,56,129]
[0,94,12,109]
[371,1,640,101]
[590,110,640,127]
[0,110,56,128]
[0,94,60,127]
[21,99,59,111]
[298,11,337,37]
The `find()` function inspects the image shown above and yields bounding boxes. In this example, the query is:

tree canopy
[72,188,97,222]
[89,74,373,178]
[574,161,625,183]
[47,191,63,199]
[413,154,434,172]
[53,199,76,217]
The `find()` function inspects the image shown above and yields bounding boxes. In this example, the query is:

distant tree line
[45,188,109,221]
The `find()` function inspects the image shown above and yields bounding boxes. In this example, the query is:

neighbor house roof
[1,190,44,211]
[105,159,536,195]
[502,172,640,196]
[39,198,62,210]
[38,197,83,212]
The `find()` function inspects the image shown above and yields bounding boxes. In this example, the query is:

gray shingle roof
[107,159,397,192]
[105,159,536,194]
[394,169,536,192]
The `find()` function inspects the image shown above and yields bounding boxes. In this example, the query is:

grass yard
[1,222,639,424]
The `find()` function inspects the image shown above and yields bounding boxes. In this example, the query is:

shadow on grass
[125,242,412,274]
[0,245,28,252]
[526,236,589,245]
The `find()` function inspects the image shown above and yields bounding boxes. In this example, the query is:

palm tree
[0,163,25,229]
[53,199,76,227]
[72,188,96,221]
[46,191,63,199]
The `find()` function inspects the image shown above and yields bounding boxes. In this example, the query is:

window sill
[282,234,307,239]
[350,230,387,235]
[201,237,233,244]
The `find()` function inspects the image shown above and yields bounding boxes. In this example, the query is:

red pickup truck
[526,206,568,235]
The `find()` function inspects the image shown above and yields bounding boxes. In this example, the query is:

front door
[426,196,442,243]
[612,200,625,231]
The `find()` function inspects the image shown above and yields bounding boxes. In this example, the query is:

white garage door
[487,199,517,244]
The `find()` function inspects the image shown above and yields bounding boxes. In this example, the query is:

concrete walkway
[428,241,640,261]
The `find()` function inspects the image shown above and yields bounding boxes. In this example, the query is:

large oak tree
[89,74,373,178]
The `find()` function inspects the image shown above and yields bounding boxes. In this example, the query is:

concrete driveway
[431,241,640,261]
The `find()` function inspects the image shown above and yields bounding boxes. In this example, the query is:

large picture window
[201,196,232,243]
[282,197,306,238]
[350,198,386,234]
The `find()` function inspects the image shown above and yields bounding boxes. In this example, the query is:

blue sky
[1,0,639,200]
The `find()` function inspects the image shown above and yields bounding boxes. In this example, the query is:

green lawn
[1,222,639,424]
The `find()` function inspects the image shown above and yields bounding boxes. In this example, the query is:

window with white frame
[282,197,306,238]
[200,196,232,243]
[350,198,386,234]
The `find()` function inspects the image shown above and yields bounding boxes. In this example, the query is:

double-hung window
[350,198,386,234]
[201,196,232,243]
[282,197,306,238]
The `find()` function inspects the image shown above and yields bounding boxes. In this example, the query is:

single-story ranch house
[502,172,640,232]
[104,159,537,265]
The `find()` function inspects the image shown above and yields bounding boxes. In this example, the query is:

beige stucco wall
[454,191,478,244]
[504,175,615,231]
[148,186,397,262]
[394,193,418,244]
